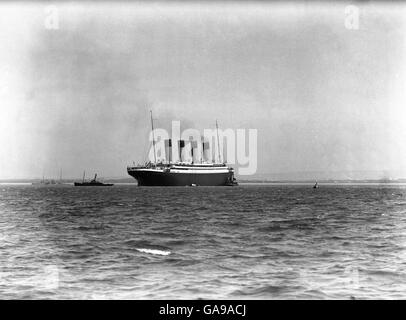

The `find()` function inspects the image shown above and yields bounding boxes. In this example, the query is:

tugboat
[74,172,113,186]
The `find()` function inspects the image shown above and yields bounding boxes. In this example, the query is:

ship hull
[74,182,114,186]
[127,168,233,186]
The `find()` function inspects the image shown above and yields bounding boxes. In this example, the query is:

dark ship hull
[74,182,113,186]
[74,173,113,186]
[127,164,237,186]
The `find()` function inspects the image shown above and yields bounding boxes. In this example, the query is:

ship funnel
[189,140,198,164]
[178,140,185,162]
[164,139,172,163]
[202,138,210,163]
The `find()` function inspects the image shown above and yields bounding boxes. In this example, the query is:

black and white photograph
[0,0,406,305]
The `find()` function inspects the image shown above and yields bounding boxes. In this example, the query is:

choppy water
[0,184,405,299]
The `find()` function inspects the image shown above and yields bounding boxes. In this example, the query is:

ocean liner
[127,112,238,186]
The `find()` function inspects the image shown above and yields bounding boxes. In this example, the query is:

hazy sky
[1,1,406,179]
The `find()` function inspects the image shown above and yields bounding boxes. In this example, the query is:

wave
[230,284,294,297]
[136,248,171,256]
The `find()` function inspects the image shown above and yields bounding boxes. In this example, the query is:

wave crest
[136,248,171,256]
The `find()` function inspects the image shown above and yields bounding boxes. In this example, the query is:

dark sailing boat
[127,111,238,186]
[74,172,113,186]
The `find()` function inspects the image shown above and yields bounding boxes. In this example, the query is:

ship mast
[150,110,157,164]
[216,119,221,163]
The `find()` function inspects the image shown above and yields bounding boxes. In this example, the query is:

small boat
[226,176,239,186]
[313,182,319,189]
[32,175,56,185]
[33,169,66,186]
[74,172,113,187]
